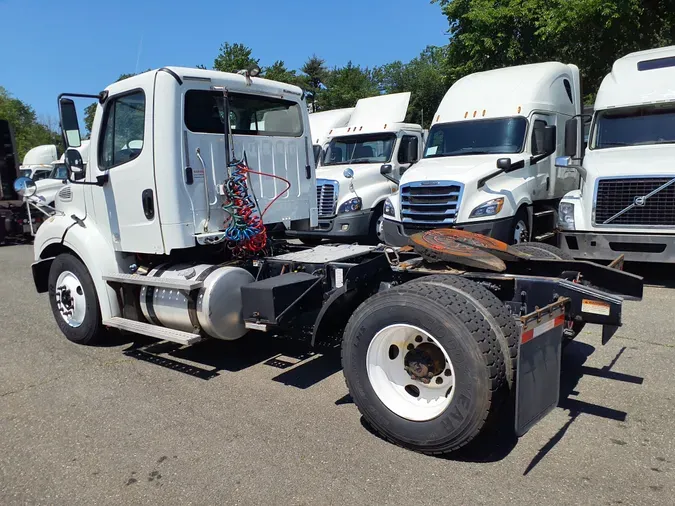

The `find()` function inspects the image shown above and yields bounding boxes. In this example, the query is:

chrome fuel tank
[140,264,255,340]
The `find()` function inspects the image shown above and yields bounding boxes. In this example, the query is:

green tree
[433,0,675,101]
[300,55,328,112]
[375,46,448,127]
[320,62,380,110]
[263,60,299,85]
[83,73,138,133]
[0,87,61,161]
[213,42,259,73]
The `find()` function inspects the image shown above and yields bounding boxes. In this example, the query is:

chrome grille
[595,177,675,226]
[316,179,338,218]
[400,181,463,224]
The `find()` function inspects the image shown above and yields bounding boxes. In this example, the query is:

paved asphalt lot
[1,244,674,505]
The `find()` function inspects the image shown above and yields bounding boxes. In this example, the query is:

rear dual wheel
[342,276,515,454]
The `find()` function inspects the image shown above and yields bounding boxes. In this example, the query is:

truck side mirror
[496,158,512,172]
[543,125,556,156]
[59,98,82,148]
[64,148,85,180]
[13,176,37,198]
[564,118,578,157]
[399,137,419,164]
[312,144,322,166]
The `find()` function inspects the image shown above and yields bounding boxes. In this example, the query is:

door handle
[142,189,155,220]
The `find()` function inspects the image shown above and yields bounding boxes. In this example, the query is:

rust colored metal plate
[410,229,506,272]
[428,228,531,261]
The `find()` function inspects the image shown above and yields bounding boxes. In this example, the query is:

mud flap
[515,302,566,436]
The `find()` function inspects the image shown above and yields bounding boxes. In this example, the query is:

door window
[99,91,146,170]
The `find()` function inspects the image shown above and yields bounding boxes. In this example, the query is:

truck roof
[327,122,422,140]
[595,45,675,110]
[107,67,305,101]
[309,108,354,144]
[432,62,579,125]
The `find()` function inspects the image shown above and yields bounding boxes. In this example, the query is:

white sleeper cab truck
[290,92,425,244]
[557,46,675,262]
[20,66,643,456]
[383,62,583,247]
[33,140,90,207]
[308,107,354,147]
[19,144,58,181]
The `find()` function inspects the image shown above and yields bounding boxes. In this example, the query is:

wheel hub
[404,343,445,384]
[54,270,87,328]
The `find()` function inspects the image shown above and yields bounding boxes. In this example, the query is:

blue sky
[0,0,449,121]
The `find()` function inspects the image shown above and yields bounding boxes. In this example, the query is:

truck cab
[383,62,583,247]
[289,92,424,244]
[558,46,675,263]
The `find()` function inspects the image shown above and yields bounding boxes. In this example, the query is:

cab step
[534,231,556,242]
[103,317,203,345]
[103,273,203,291]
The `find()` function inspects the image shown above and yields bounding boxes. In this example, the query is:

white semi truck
[19,66,642,456]
[383,62,583,247]
[290,93,425,244]
[557,46,675,262]
[19,144,58,181]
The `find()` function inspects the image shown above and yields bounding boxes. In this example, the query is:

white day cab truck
[289,92,425,244]
[383,62,584,248]
[557,45,675,262]
[16,66,643,456]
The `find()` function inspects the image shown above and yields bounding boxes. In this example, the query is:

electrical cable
[221,152,291,255]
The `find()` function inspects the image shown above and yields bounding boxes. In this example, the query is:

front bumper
[287,209,373,240]
[561,231,675,263]
[383,217,514,247]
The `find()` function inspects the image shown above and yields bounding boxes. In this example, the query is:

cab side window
[99,91,145,170]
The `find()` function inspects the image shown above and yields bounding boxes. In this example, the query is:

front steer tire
[341,281,507,455]
[48,253,104,345]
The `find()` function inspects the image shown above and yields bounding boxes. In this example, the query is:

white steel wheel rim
[513,220,528,244]
[375,215,385,242]
[55,270,86,328]
[366,324,456,422]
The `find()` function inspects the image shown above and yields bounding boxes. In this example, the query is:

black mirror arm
[66,172,108,187]
[478,159,526,189]
[382,173,399,186]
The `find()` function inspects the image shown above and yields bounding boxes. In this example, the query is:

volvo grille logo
[634,196,647,207]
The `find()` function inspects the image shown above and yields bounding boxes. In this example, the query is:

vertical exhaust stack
[0,120,19,201]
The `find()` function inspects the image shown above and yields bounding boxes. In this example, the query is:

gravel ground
[0,244,673,505]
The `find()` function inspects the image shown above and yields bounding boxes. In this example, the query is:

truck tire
[512,242,574,260]
[48,253,104,345]
[367,205,385,245]
[342,281,506,454]
[510,207,530,245]
[407,275,519,389]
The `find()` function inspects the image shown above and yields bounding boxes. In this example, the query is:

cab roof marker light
[517,106,522,113]
[482,110,486,116]
[384,124,388,129]
[436,115,441,122]
[464,112,468,118]
[473,111,477,117]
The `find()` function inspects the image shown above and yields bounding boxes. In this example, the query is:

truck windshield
[323,133,396,165]
[591,104,675,149]
[19,169,32,178]
[49,164,69,180]
[424,117,527,158]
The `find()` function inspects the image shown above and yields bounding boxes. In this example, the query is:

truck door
[90,85,164,254]
[529,114,556,200]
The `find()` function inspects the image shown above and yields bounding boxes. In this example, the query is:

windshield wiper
[600,142,631,147]
[346,158,378,164]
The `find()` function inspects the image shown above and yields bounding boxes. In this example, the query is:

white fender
[34,215,132,320]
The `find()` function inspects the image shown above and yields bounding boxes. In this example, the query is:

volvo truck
[22,66,642,456]
[383,62,583,247]
[557,46,675,263]
[290,92,425,244]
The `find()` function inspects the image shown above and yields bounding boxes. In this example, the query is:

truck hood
[317,163,377,185]
[400,155,524,186]
[34,178,66,192]
[585,145,675,177]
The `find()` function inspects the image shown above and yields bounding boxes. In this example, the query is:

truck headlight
[469,198,504,218]
[383,198,395,217]
[559,202,575,229]
[338,197,362,214]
